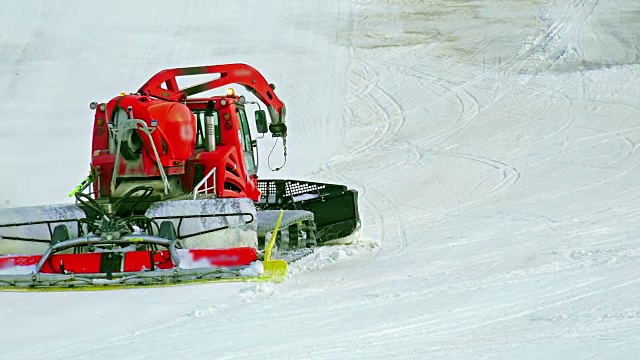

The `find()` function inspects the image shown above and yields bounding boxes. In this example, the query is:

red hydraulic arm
[137,63,287,135]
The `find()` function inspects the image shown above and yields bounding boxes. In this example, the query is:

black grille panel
[256,179,359,243]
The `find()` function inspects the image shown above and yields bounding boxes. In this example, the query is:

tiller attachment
[0,187,287,291]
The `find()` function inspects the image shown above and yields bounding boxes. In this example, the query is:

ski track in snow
[2,0,640,359]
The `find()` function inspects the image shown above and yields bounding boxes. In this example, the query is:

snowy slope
[2,0,640,359]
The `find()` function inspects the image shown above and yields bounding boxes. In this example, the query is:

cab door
[236,105,258,176]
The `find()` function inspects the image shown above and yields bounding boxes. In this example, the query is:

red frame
[90,64,283,201]
[0,247,258,274]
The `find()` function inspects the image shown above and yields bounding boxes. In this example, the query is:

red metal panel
[187,247,258,267]
[123,250,174,272]
[0,254,41,268]
[0,247,258,275]
[138,64,285,117]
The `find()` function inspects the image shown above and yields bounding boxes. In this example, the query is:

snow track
[2,0,640,359]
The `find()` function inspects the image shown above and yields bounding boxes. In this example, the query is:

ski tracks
[336,269,640,357]
[322,2,540,274]
[324,54,410,268]
[0,0,25,63]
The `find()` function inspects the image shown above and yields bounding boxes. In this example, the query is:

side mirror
[255,110,268,134]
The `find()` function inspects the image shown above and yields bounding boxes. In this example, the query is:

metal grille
[257,180,329,198]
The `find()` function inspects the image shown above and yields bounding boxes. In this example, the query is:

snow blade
[0,199,290,292]
[0,232,288,292]
[0,259,287,292]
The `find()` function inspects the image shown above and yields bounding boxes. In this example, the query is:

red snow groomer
[0,64,360,290]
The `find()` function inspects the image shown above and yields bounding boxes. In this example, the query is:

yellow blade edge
[259,259,288,283]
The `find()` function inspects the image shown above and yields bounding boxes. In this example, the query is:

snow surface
[176,249,218,270]
[0,264,36,275]
[1,0,640,359]
[239,261,265,277]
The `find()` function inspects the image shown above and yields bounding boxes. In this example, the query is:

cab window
[236,106,257,175]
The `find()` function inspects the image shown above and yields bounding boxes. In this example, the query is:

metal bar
[0,265,260,289]
[151,212,254,240]
[47,235,172,254]
[0,218,82,244]
[110,130,123,195]
[177,218,184,239]
[132,119,170,195]
[152,212,253,220]
[193,167,217,200]
[168,239,180,267]
[34,235,176,273]
[0,236,51,243]
[108,112,171,196]
[0,219,80,228]
[35,247,54,272]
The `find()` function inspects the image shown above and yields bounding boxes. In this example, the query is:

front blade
[0,260,288,292]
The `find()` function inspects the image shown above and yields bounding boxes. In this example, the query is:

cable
[267,137,287,171]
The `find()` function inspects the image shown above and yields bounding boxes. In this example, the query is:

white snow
[1,0,640,359]
[0,203,86,254]
[291,193,319,202]
[175,249,217,270]
[146,198,258,249]
[92,245,137,253]
[287,243,367,276]
[238,261,264,277]
[0,264,36,275]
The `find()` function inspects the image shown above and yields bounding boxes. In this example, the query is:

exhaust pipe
[205,100,217,152]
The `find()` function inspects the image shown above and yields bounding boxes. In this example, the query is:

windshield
[236,106,257,175]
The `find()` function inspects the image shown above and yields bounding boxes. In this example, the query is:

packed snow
[238,261,265,277]
[1,0,640,359]
[176,249,219,270]
[0,264,36,275]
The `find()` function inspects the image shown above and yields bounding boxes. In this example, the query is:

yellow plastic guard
[264,210,285,261]
[260,259,288,283]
